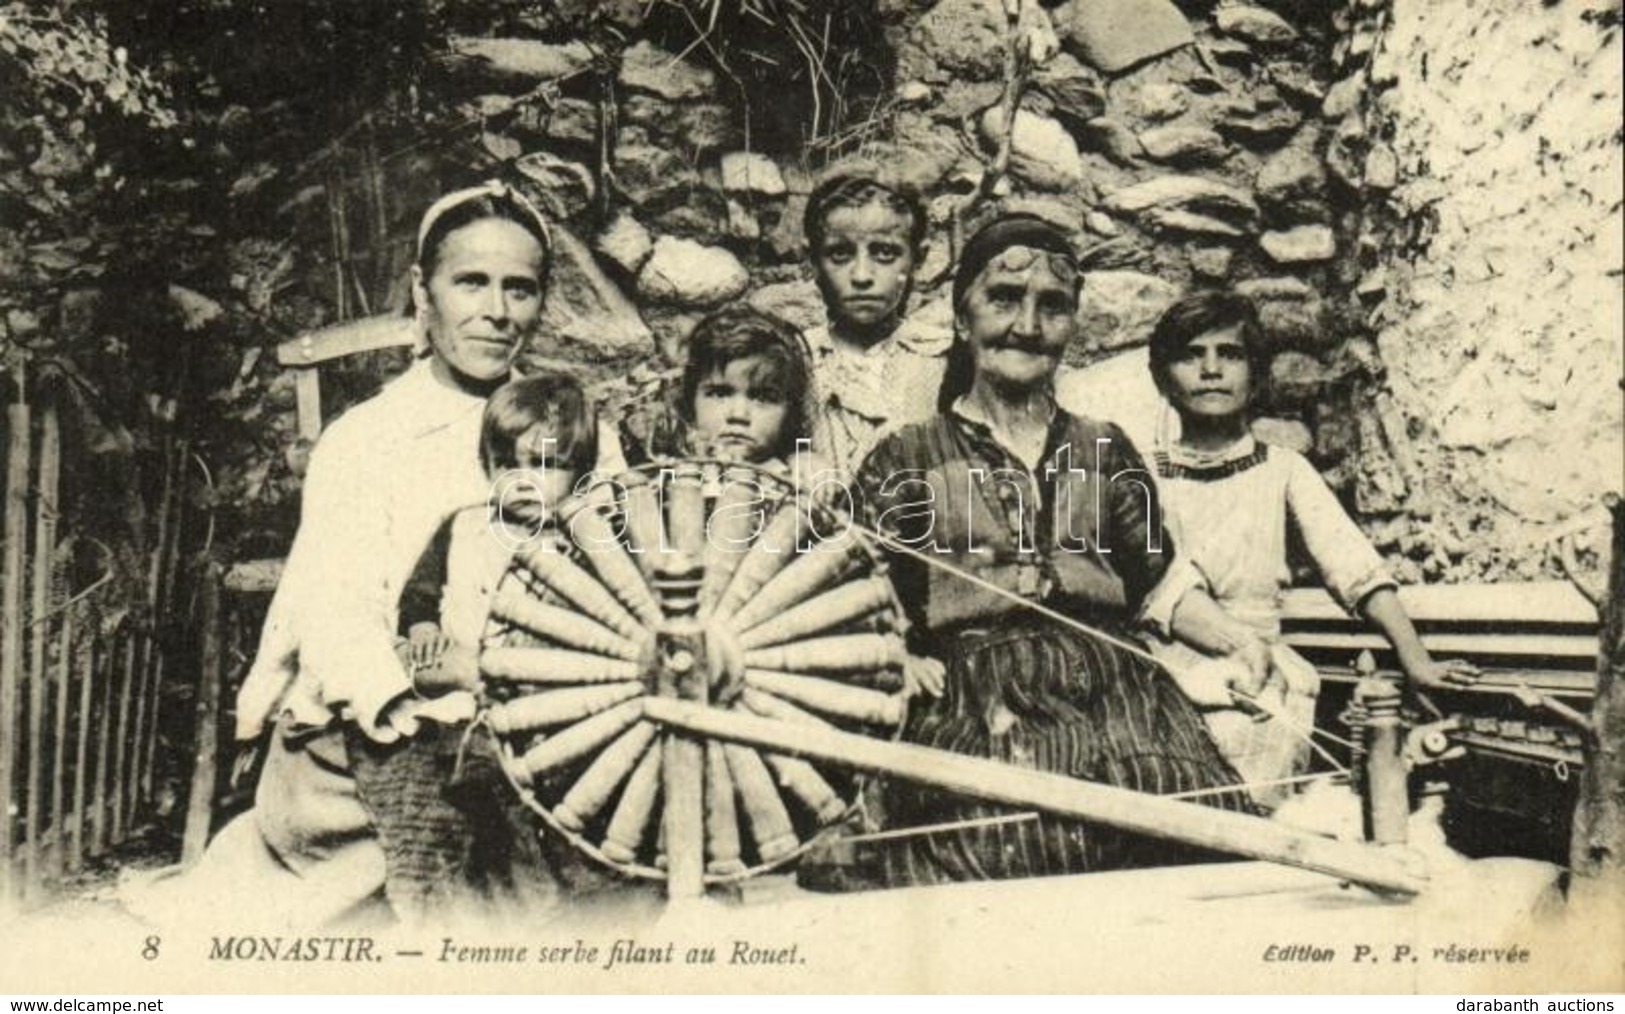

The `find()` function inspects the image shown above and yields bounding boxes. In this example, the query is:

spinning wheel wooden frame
[478,458,1429,901]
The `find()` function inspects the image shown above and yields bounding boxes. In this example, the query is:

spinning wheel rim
[479,458,907,886]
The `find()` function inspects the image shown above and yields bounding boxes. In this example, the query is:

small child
[801,160,949,474]
[677,304,813,466]
[399,372,598,676]
[1144,291,1474,810]
[349,372,598,922]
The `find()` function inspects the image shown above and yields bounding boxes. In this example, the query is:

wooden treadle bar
[640,698,1427,897]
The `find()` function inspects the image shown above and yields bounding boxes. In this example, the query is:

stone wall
[327,0,1620,582]
[493,0,1358,448]
[1340,0,1624,581]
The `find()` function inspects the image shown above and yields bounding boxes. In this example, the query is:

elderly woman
[855,213,1270,886]
[179,182,559,927]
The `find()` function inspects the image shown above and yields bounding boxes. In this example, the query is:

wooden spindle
[621,476,668,573]
[514,544,645,641]
[738,688,831,730]
[516,702,646,779]
[743,633,904,676]
[737,577,895,650]
[743,670,904,727]
[762,753,846,825]
[1357,677,1408,846]
[489,585,644,661]
[559,499,663,627]
[668,465,707,558]
[727,541,865,633]
[711,505,808,622]
[698,469,770,614]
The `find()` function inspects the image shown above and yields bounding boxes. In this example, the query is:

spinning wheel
[478,461,908,889]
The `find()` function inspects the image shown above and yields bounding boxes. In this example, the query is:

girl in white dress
[1145,291,1475,810]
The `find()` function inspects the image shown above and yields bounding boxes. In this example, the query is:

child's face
[692,356,790,463]
[1163,326,1254,421]
[500,422,581,513]
[814,201,916,337]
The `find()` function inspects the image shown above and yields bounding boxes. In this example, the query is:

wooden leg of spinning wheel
[663,733,706,899]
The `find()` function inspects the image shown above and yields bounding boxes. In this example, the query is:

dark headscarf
[940,213,1081,409]
[950,213,1078,309]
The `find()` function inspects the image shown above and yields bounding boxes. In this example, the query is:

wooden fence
[0,384,190,908]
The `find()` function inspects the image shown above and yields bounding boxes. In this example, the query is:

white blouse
[1153,435,1395,635]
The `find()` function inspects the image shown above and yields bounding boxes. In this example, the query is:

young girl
[350,372,599,922]
[1144,291,1475,810]
[801,160,951,474]
[678,305,812,466]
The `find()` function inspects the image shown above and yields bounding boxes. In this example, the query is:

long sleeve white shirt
[234,358,491,741]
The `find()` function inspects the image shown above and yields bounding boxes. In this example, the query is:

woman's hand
[1407,657,1480,692]
[1225,636,1271,698]
[902,654,946,699]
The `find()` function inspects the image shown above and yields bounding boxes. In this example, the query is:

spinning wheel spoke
[559,498,665,627]
[487,682,644,734]
[724,742,800,862]
[481,459,905,891]
[555,722,660,831]
[703,740,745,875]
[602,744,663,863]
[482,646,642,684]
[728,541,868,632]
[515,703,647,778]
[698,467,771,614]
[737,687,833,730]
[742,670,904,726]
[736,576,897,649]
[761,753,847,826]
[489,585,645,660]
[742,632,905,675]
[711,506,812,622]
[514,544,646,642]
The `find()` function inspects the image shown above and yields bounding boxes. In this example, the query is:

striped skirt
[881,618,1256,887]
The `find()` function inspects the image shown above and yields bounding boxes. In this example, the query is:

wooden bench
[1280,580,1599,694]
[1280,578,1600,862]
